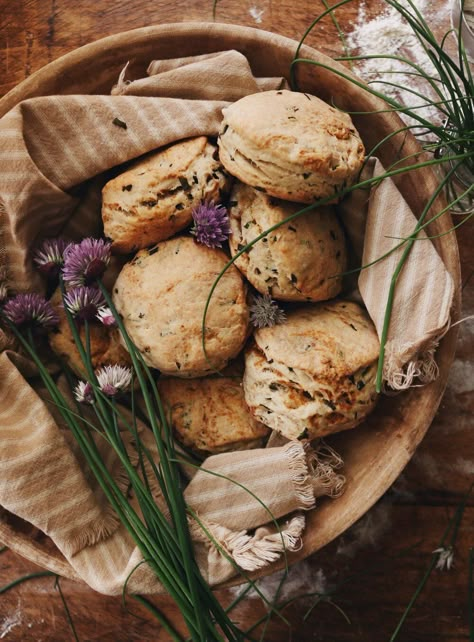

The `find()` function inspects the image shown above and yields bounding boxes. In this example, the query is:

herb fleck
[112,117,127,129]
[178,176,191,191]
[323,398,336,410]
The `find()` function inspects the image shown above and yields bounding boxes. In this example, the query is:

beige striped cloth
[0,51,344,594]
[339,158,454,389]
[0,50,453,593]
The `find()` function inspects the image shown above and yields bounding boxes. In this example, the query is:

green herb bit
[112,117,127,129]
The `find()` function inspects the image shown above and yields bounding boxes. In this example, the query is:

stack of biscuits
[84,89,380,455]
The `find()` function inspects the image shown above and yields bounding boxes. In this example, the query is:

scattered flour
[454,457,474,474]
[230,560,330,604]
[249,6,264,23]
[346,0,451,129]
[446,358,474,394]
[388,472,417,501]
[452,0,474,61]
[0,604,22,639]
[413,451,443,480]
[336,500,392,557]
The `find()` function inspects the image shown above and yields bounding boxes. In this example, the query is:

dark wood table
[0,1,473,641]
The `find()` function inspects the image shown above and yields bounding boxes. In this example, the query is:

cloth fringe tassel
[283,441,316,510]
[306,441,346,498]
[111,62,131,95]
[192,514,306,572]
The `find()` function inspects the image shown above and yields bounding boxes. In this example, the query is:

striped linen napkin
[0,49,453,592]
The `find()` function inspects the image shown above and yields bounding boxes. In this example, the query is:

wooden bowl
[0,22,461,584]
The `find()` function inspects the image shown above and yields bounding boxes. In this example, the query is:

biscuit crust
[228,182,347,301]
[102,137,232,253]
[158,376,269,455]
[48,290,132,378]
[243,301,379,440]
[113,236,249,377]
[218,90,365,203]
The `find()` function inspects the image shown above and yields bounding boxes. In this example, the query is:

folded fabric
[0,48,453,594]
[338,158,454,389]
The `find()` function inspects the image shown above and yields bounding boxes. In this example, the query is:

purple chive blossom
[96,306,116,327]
[3,293,59,329]
[250,294,287,329]
[62,238,111,288]
[63,286,105,322]
[34,238,70,279]
[96,365,132,397]
[191,202,231,248]
[74,381,94,405]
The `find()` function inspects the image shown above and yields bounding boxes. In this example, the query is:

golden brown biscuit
[48,289,132,378]
[218,90,365,203]
[228,182,347,301]
[102,137,232,254]
[158,376,270,455]
[113,236,249,377]
[243,301,379,440]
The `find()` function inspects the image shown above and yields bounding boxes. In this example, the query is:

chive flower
[96,364,132,397]
[74,381,94,405]
[190,202,231,248]
[34,238,70,279]
[250,293,286,328]
[62,238,111,287]
[3,293,59,330]
[433,546,454,571]
[63,286,105,322]
[96,306,116,327]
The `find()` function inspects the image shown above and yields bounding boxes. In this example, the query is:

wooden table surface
[0,1,473,641]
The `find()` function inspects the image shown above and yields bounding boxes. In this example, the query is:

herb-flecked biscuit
[228,182,347,301]
[218,90,365,203]
[243,301,379,440]
[102,137,232,254]
[48,290,132,378]
[157,376,270,455]
[113,236,249,377]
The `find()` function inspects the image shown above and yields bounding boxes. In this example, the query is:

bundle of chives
[1,239,249,642]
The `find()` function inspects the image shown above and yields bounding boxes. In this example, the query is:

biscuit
[158,376,270,455]
[218,90,365,203]
[228,182,347,301]
[243,301,379,440]
[48,289,132,378]
[113,236,249,377]
[102,137,232,254]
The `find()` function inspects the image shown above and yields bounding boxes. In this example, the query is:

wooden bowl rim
[0,21,462,587]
